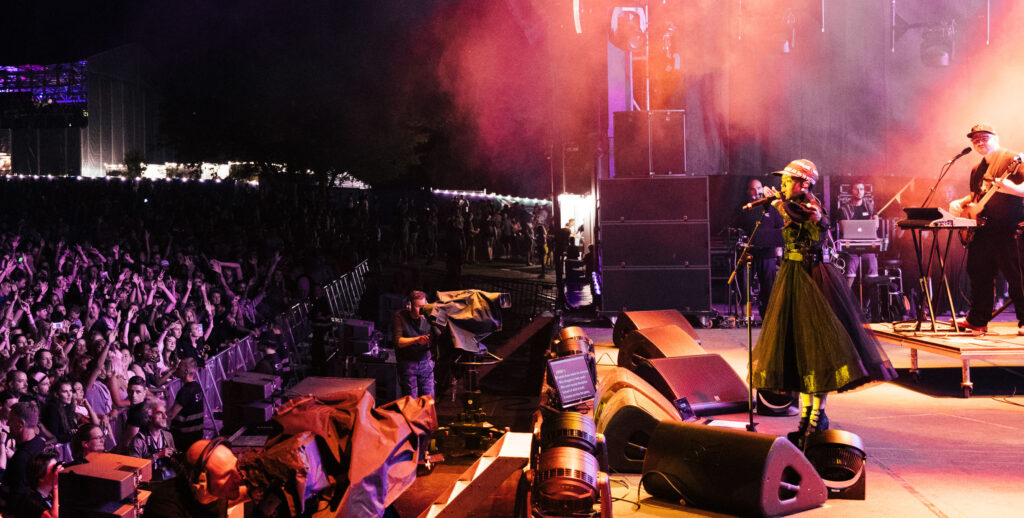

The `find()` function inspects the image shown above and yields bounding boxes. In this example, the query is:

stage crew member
[751,159,896,448]
[948,124,1024,335]
[392,290,435,399]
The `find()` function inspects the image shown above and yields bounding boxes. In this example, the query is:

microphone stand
[728,218,761,432]
[922,152,969,207]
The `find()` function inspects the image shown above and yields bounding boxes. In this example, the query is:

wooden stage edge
[867,322,1024,397]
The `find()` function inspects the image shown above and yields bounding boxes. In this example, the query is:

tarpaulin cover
[431,290,504,353]
[242,390,437,517]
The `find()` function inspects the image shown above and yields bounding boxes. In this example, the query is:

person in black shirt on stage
[733,179,785,319]
[392,291,435,399]
[949,124,1024,335]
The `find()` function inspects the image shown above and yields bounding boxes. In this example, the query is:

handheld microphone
[946,147,972,164]
[742,193,778,210]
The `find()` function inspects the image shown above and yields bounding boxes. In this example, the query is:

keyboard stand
[895,226,968,335]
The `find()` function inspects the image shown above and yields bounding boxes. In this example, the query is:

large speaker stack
[599,173,710,314]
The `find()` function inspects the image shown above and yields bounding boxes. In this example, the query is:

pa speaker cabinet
[633,354,749,416]
[599,176,708,222]
[612,309,700,347]
[617,325,706,371]
[354,358,400,405]
[642,421,827,517]
[650,109,686,175]
[613,110,651,178]
[563,139,596,195]
[612,110,686,177]
[601,221,709,268]
[602,267,711,314]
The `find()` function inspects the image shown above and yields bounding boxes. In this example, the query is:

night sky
[1,0,571,196]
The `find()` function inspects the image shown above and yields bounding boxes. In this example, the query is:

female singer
[752,159,896,448]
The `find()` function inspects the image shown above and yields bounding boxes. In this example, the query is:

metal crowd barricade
[162,260,369,438]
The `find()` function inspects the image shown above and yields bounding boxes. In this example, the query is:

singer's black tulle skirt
[752,259,897,394]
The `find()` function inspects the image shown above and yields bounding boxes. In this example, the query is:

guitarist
[948,124,1024,334]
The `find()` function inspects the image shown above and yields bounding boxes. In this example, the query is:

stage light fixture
[804,429,867,500]
[920,21,955,67]
[609,7,647,52]
[534,446,612,518]
[553,326,593,357]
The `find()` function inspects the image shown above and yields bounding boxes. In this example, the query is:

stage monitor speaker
[599,177,708,222]
[642,421,827,517]
[595,386,681,473]
[601,221,709,268]
[595,367,681,424]
[633,354,749,416]
[617,324,705,371]
[612,309,700,348]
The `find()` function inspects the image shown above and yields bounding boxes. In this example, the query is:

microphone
[742,193,779,210]
[946,147,972,164]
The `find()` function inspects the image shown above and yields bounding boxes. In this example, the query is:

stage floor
[397,326,1024,518]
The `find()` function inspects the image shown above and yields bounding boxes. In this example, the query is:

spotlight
[534,447,612,518]
[804,429,867,500]
[553,326,592,357]
[609,7,647,52]
[920,21,955,67]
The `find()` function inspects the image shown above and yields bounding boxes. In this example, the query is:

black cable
[638,470,690,505]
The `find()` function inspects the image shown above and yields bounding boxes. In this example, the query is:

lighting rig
[515,326,613,518]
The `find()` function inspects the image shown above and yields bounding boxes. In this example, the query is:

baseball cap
[967,123,996,138]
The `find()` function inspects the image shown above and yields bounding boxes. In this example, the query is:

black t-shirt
[970,150,1024,230]
[171,381,204,435]
[391,309,431,363]
[127,402,148,429]
[13,489,51,518]
[2,435,47,502]
[41,401,77,443]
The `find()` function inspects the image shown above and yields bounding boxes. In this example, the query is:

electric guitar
[960,154,1024,245]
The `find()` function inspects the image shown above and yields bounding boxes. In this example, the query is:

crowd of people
[0,177,562,516]
[385,195,556,276]
[0,176,369,516]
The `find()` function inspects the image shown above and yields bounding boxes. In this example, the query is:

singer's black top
[969,147,1024,231]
